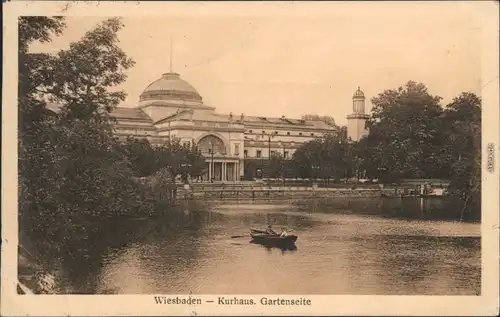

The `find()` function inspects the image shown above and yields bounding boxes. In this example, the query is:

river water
[57,198,481,295]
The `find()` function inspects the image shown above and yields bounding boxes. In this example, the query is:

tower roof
[353,86,365,99]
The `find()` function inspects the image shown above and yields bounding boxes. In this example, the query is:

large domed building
[111,71,360,182]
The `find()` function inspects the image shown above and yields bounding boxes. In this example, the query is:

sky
[30,2,483,125]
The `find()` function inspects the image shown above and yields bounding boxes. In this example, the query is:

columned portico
[195,133,242,182]
[203,157,240,182]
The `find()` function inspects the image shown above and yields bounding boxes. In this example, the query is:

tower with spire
[346,87,370,142]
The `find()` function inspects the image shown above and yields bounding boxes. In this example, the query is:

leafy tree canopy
[363,81,447,180]
[441,92,481,198]
[292,81,481,210]
[18,17,150,261]
[123,137,206,182]
[292,131,353,180]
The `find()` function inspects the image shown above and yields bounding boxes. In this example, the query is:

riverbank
[177,186,447,201]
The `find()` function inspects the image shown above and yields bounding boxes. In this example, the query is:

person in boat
[280,229,288,237]
[266,225,277,235]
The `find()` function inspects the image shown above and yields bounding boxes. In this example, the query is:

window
[249,130,253,133]
[311,133,315,136]
[271,150,276,156]
[287,132,291,135]
[274,131,278,135]
[256,150,262,158]
[244,150,248,158]
[299,132,303,136]
[234,143,240,155]
[262,131,266,134]
[284,151,289,159]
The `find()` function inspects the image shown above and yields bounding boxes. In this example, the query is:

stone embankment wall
[177,186,398,201]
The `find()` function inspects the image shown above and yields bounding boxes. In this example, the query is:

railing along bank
[175,185,389,201]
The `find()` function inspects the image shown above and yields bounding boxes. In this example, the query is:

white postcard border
[2,1,499,316]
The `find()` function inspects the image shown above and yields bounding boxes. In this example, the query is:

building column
[208,162,212,181]
[222,162,226,181]
[238,161,243,180]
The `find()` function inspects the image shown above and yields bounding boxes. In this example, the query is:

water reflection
[250,241,298,252]
[54,198,480,295]
[295,196,479,221]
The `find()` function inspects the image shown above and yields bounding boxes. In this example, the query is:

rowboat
[249,228,298,245]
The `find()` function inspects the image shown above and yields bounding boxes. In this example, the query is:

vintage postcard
[2,0,499,316]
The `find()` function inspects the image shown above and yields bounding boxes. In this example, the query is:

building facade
[110,72,366,181]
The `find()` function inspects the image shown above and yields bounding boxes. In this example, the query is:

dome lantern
[353,86,365,99]
[352,86,366,114]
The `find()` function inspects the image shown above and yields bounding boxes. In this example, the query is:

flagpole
[169,37,173,73]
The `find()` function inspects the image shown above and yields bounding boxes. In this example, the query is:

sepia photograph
[2,1,499,316]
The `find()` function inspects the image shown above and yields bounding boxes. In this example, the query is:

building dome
[353,86,365,99]
[140,72,202,102]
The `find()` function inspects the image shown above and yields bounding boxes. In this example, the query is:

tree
[292,139,322,179]
[441,92,481,218]
[181,141,207,182]
[362,81,446,181]
[45,18,134,122]
[18,17,140,261]
[121,136,206,185]
[353,136,379,179]
[143,167,176,211]
[122,137,158,177]
[18,17,67,239]
[268,152,284,179]
[154,138,206,183]
[292,131,351,181]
